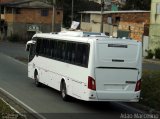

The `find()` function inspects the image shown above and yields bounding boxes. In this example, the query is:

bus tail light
[88,76,96,91]
[135,79,141,92]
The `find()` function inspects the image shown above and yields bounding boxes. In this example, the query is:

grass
[0,98,14,114]
[0,98,25,119]
[140,70,160,111]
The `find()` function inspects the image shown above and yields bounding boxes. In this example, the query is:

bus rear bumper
[87,91,140,102]
[98,91,140,102]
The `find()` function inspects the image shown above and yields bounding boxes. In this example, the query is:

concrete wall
[80,22,92,31]
[7,22,53,40]
[3,7,63,40]
[149,0,160,51]
[80,12,149,39]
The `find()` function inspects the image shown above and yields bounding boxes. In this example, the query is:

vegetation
[0,99,14,114]
[146,49,154,59]
[140,70,160,111]
[155,48,160,59]
[122,0,151,10]
[46,0,100,27]
[0,99,24,119]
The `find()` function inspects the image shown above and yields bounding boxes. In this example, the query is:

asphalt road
[0,40,28,58]
[0,52,144,119]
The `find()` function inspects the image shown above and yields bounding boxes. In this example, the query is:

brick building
[0,0,63,40]
[80,10,150,41]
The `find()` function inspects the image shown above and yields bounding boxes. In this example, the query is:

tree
[122,0,151,10]
[46,0,100,27]
[62,0,101,27]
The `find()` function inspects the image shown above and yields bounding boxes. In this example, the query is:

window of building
[82,14,90,23]
[15,8,21,14]
[57,11,60,15]
[41,9,49,16]
[1,6,4,14]
[115,17,120,23]
[6,7,12,14]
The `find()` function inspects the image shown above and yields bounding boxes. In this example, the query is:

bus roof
[32,31,138,43]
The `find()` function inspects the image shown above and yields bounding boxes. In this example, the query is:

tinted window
[65,42,76,63]
[75,43,89,67]
[35,37,90,68]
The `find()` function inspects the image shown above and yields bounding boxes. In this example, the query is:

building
[89,0,126,10]
[149,0,160,51]
[80,10,150,41]
[0,0,63,40]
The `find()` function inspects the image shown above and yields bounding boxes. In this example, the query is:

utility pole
[71,0,74,23]
[100,0,104,33]
[52,0,56,32]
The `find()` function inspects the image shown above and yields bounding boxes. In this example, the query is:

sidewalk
[0,40,28,59]
[143,58,160,65]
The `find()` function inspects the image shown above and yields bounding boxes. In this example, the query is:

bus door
[26,40,36,79]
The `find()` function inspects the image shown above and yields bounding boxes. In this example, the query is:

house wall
[4,7,63,40]
[149,0,160,51]
[80,12,149,41]
[104,12,150,41]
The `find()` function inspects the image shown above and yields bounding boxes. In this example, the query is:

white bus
[26,31,142,102]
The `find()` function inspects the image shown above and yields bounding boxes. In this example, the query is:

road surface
[0,53,144,119]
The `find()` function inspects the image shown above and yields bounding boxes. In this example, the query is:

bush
[145,49,154,59]
[140,70,160,111]
[7,34,20,42]
[155,48,160,59]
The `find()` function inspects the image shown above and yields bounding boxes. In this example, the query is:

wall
[104,12,150,41]
[4,7,63,40]
[5,8,53,24]
[80,12,149,40]
[149,0,160,51]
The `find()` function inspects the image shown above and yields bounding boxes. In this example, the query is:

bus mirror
[36,52,39,56]
[26,44,30,52]
[26,40,36,52]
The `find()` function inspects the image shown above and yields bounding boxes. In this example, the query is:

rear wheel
[34,73,41,87]
[61,81,69,101]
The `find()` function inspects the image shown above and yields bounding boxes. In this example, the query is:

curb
[143,59,160,65]
[0,88,46,119]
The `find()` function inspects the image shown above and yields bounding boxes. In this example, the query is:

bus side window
[62,42,66,60]
[71,43,76,64]
[47,39,52,57]
[75,43,90,67]
[83,44,90,67]
[36,38,41,55]
[40,39,44,55]
[29,44,36,62]
[57,41,61,59]
[65,42,71,62]
[76,43,83,65]
[43,39,47,56]
[50,40,54,58]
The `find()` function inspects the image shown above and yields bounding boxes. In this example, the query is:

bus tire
[34,72,41,87]
[61,81,69,101]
